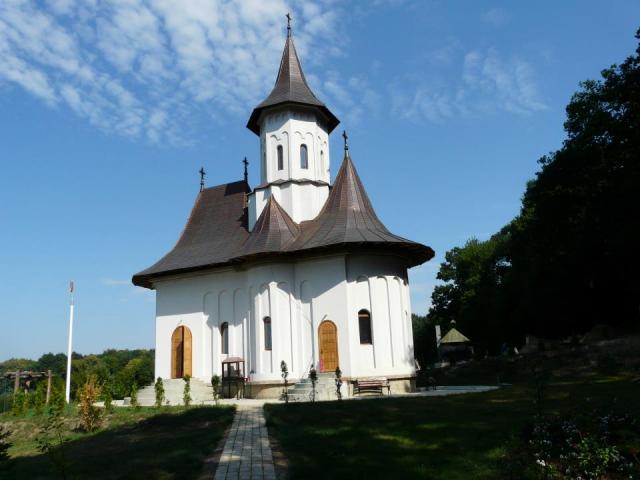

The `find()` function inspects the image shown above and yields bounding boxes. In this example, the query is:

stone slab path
[214,404,276,480]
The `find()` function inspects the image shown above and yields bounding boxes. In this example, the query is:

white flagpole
[65,281,75,403]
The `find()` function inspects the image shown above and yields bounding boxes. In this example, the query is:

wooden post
[46,370,52,405]
[13,370,19,394]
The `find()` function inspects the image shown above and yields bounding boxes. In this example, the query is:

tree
[428,28,640,343]
[506,28,640,337]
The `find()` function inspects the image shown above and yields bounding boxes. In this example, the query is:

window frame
[277,145,284,171]
[220,322,229,354]
[263,317,272,351]
[300,144,308,169]
[358,309,372,345]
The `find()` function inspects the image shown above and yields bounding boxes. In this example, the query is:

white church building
[132,24,434,398]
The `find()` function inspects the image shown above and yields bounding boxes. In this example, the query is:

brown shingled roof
[246,33,339,135]
[132,181,250,288]
[132,151,434,289]
[242,195,299,256]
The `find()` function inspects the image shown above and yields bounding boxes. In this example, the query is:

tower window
[220,322,229,354]
[263,317,272,351]
[300,144,308,169]
[277,145,284,171]
[358,309,372,345]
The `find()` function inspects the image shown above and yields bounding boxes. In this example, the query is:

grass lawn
[0,405,235,480]
[265,374,639,479]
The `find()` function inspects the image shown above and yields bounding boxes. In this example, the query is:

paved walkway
[214,404,276,480]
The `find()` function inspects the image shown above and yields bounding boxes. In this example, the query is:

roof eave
[246,101,340,135]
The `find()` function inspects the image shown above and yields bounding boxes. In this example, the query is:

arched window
[358,309,372,345]
[220,322,229,354]
[320,150,324,172]
[277,145,284,171]
[263,317,272,351]
[300,144,308,169]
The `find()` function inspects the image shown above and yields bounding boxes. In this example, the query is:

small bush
[130,382,139,409]
[36,406,70,478]
[103,388,114,414]
[78,375,102,432]
[154,377,165,408]
[11,391,26,417]
[281,361,289,404]
[0,425,11,463]
[500,410,640,479]
[33,381,47,415]
[211,375,220,405]
[183,375,191,407]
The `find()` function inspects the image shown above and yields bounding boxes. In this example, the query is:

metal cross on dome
[199,167,206,191]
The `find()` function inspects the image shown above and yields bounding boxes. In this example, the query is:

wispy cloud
[481,8,511,27]
[0,0,364,144]
[392,47,547,123]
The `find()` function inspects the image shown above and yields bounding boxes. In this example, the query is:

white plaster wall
[153,254,416,386]
[247,182,329,230]
[260,109,330,184]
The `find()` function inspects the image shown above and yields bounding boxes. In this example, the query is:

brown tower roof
[290,149,435,261]
[246,33,339,135]
[242,195,299,256]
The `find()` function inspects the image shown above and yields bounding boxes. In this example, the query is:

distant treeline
[0,349,154,400]
[422,28,640,356]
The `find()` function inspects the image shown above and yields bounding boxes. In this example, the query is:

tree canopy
[427,28,640,353]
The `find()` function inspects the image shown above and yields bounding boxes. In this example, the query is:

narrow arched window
[358,309,372,345]
[277,145,284,171]
[263,317,272,351]
[320,150,324,172]
[220,322,229,354]
[300,144,308,169]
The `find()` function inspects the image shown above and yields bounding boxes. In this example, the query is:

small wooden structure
[4,370,54,404]
[438,321,473,364]
[221,357,245,399]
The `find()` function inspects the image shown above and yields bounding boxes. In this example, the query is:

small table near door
[221,357,245,399]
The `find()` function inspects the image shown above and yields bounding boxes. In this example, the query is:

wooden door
[171,326,192,378]
[319,320,339,373]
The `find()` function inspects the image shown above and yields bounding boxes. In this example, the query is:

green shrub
[103,388,114,414]
[154,377,165,408]
[130,382,139,409]
[78,375,102,432]
[183,375,191,407]
[211,375,220,405]
[0,425,11,462]
[11,391,26,416]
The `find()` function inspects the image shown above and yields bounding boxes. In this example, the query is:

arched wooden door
[318,320,339,373]
[171,326,192,378]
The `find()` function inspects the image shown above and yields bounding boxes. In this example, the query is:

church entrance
[318,320,339,373]
[171,326,192,378]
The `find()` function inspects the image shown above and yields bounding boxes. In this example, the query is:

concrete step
[137,378,213,406]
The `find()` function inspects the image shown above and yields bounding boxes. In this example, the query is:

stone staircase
[137,378,213,406]
[287,372,340,402]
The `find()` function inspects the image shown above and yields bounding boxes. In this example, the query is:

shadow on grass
[1,406,235,480]
[264,377,639,480]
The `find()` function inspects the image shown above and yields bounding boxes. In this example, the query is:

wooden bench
[353,377,390,396]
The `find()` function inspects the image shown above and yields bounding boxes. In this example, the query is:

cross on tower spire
[243,157,249,183]
[286,12,292,37]
[199,167,206,191]
[342,130,349,151]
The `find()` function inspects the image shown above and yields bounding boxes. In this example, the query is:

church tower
[246,19,340,229]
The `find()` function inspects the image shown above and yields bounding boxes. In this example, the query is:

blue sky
[1,1,639,360]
